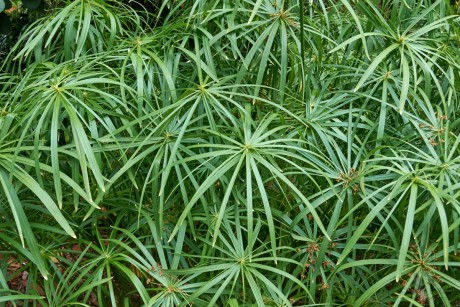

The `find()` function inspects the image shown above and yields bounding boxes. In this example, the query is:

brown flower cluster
[337,168,360,194]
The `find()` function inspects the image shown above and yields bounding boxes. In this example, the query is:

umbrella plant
[0,0,459,305]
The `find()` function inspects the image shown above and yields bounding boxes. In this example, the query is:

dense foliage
[1,0,460,305]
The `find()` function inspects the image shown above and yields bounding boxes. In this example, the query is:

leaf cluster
[1,0,460,306]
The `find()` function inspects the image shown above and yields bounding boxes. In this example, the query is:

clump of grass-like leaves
[1,0,460,305]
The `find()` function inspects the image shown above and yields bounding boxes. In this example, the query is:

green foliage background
[1,0,460,305]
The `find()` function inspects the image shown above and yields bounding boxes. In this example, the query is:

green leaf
[0,294,44,303]
[396,183,417,281]
[354,43,399,92]
[0,170,50,279]
[398,54,410,114]
[247,0,263,25]
[354,267,414,306]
